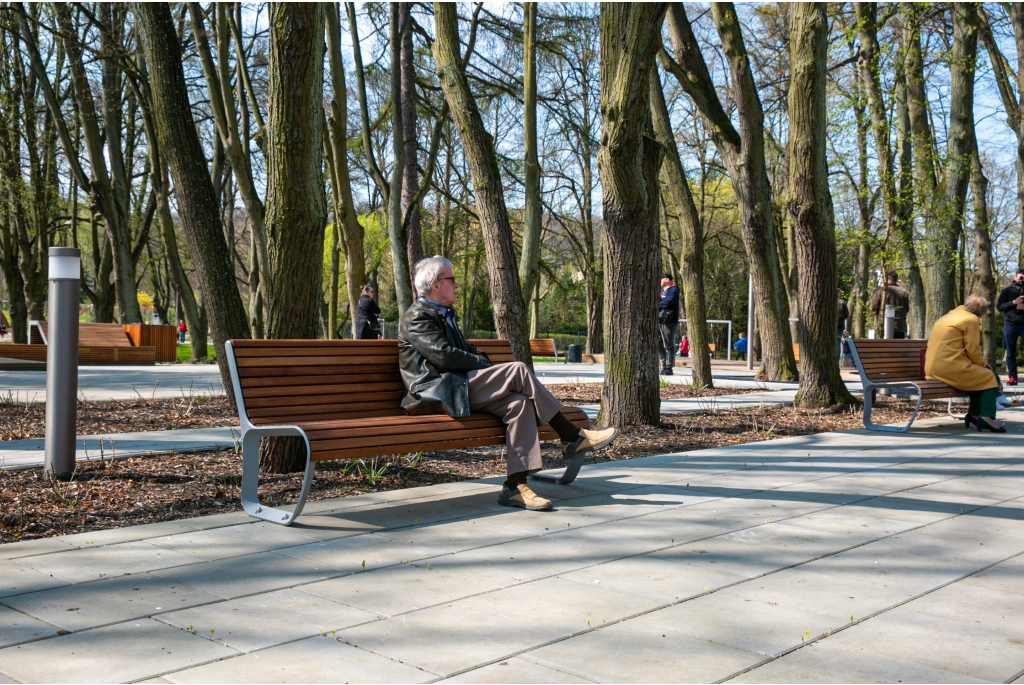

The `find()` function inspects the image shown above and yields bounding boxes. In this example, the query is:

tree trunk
[325,4,366,338]
[894,74,927,338]
[936,4,978,325]
[661,4,796,382]
[851,242,869,338]
[788,2,854,407]
[259,2,328,473]
[596,3,667,427]
[133,2,251,401]
[519,2,542,312]
[388,3,413,316]
[971,146,997,366]
[432,3,532,366]
[649,68,712,388]
[400,2,422,275]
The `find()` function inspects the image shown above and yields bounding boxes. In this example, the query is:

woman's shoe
[977,417,1007,434]
[965,415,977,428]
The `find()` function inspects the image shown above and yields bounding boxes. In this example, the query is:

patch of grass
[176,343,216,364]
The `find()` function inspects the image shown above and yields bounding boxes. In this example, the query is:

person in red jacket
[678,335,690,357]
[177,320,187,344]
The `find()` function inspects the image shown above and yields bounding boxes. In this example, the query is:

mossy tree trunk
[787,2,855,407]
[596,2,667,427]
[259,3,328,473]
[133,1,251,401]
[432,3,532,367]
[519,2,542,314]
[649,67,712,389]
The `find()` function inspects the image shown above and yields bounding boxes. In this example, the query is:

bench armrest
[240,424,313,525]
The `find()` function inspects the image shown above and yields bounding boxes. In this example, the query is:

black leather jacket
[997,281,1024,327]
[398,299,491,417]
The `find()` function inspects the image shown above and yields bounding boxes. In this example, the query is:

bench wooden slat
[236,355,400,368]
[238,365,400,379]
[241,381,406,397]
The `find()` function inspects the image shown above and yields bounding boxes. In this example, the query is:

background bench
[4,321,158,365]
[529,337,559,360]
[226,338,590,525]
[848,338,967,432]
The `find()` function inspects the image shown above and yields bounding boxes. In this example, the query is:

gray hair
[964,293,988,317]
[413,255,453,298]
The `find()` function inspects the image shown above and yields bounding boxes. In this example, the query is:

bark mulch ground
[0,391,949,544]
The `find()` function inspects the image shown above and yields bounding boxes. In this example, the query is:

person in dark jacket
[659,273,680,375]
[837,289,849,358]
[398,256,619,511]
[869,271,910,338]
[997,268,1024,385]
[355,285,381,339]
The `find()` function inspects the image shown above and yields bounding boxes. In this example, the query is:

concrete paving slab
[377,516,535,553]
[440,656,595,684]
[56,520,209,549]
[459,576,661,636]
[825,606,1024,682]
[272,533,448,575]
[162,636,434,683]
[899,581,1024,635]
[640,591,848,657]
[13,541,201,584]
[961,555,1024,596]
[729,640,989,684]
[0,617,237,683]
[157,588,376,651]
[2,573,221,632]
[297,562,501,617]
[149,552,336,600]
[144,523,321,561]
[0,603,59,646]
[423,537,596,587]
[520,616,764,683]
[335,602,565,677]
[559,554,749,603]
[0,559,69,598]
[0,537,74,561]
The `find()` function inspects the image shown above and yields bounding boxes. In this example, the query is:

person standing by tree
[837,289,849,358]
[177,320,186,344]
[869,271,911,338]
[355,285,381,340]
[996,268,1024,385]
[659,273,680,375]
[733,332,748,361]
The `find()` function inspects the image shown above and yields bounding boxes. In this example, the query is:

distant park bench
[848,338,967,432]
[0,322,157,365]
[529,337,559,360]
[225,338,590,525]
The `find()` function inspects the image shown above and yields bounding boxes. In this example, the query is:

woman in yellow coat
[924,294,1004,432]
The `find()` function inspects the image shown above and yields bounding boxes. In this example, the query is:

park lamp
[44,247,81,480]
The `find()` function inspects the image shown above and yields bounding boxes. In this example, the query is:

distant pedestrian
[840,330,852,368]
[869,271,910,338]
[733,332,748,361]
[837,289,849,357]
[996,268,1024,386]
[678,335,690,358]
[658,273,680,375]
[177,320,186,344]
[356,285,382,339]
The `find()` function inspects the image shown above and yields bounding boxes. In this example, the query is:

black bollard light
[44,247,80,480]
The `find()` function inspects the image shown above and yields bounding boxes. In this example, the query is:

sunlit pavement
[2,410,1023,682]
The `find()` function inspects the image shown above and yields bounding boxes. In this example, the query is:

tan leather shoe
[562,426,620,458]
[497,483,553,511]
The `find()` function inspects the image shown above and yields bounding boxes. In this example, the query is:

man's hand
[1015,296,1024,306]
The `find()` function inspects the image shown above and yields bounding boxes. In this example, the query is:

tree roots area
[1,388,945,543]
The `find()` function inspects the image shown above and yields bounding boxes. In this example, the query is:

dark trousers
[658,321,677,370]
[1005,323,1024,379]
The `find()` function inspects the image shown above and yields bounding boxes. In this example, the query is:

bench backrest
[229,338,515,426]
[529,338,557,357]
[848,338,927,384]
[30,321,135,347]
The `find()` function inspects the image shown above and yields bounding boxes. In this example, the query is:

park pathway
[1,411,1023,682]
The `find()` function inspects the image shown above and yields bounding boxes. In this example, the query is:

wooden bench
[225,338,591,525]
[8,322,156,365]
[848,338,967,432]
[529,337,559,361]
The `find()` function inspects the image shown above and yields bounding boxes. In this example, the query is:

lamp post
[44,247,80,480]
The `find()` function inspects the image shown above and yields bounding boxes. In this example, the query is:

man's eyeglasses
[439,277,456,283]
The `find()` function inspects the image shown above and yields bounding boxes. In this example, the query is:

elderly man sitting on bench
[398,256,619,511]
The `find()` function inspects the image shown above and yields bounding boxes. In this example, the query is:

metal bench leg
[947,397,967,420]
[861,383,922,432]
[240,426,313,526]
[530,456,586,485]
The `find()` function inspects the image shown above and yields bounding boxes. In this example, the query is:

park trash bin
[567,343,582,363]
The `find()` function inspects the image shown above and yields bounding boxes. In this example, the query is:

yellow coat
[924,306,998,392]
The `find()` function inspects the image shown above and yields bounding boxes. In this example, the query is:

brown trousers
[467,361,565,475]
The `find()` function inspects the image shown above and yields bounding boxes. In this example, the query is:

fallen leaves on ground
[0,394,948,543]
